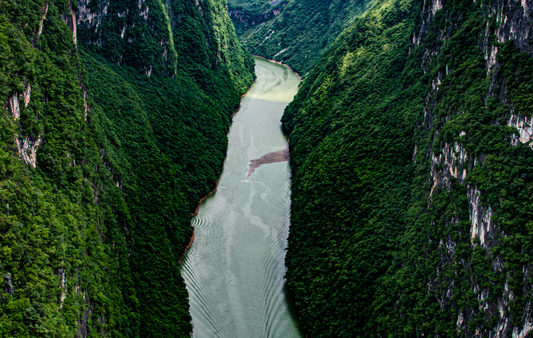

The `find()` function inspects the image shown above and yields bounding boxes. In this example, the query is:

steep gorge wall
[410,0,532,335]
[0,0,253,336]
[282,0,532,335]
[229,0,373,75]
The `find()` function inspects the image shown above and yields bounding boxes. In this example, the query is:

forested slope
[228,0,373,75]
[0,0,253,336]
[281,0,533,335]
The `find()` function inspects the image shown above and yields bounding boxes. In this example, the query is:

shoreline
[180,176,219,265]
[181,55,296,263]
[192,177,220,217]
[181,70,255,261]
[179,176,220,264]
[178,230,196,264]
[252,55,303,80]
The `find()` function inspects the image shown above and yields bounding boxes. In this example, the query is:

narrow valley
[1,0,531,336]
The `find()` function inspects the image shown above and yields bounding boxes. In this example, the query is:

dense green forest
[228,0,373,75]
[0,0,253,336]
[280,0,533,335]
[2,0,532,335]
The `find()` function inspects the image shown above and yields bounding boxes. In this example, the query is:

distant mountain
[228,0,373,75]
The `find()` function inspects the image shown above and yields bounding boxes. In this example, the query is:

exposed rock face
[8,93,20,120]
[4,273,14,296]
[58,268,67,310]
[15,136,42,168]
[69,1,78,45]
[23,83,31,108]
[7,87,42,168]
[77,0,109,32]
[417,0,532,335]
[429,140,470,197]
[493,0,533,55]
[413,0,445,46]
[82,87,89,121]
[483,0,533,71]
[508,113,533,147]
[36,3,49,39]
[467,186,496,248]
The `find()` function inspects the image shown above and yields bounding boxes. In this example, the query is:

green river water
[182,58,301,337]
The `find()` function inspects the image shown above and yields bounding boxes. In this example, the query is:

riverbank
[181,58,301,337]
[253,55,303,80]
[184,68,258,255]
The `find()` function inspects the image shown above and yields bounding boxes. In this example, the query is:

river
[181,58,301,337]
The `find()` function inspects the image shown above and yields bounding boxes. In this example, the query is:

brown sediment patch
[246,147,290,178]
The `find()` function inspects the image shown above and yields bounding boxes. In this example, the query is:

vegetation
[2,0,531,335]
[0,0,253,336]
[281,0,533,335]
[229,0,373,75]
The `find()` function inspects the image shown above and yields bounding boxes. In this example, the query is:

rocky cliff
[282,0,532,335]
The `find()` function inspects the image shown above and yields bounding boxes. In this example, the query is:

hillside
[2,0,532,335]
[0,0,253,336]
[281,0,533,335]
[228,0,373,75]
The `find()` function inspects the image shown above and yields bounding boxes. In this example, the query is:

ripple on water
[190,216,219,259]
[182,255,223,336]
[182,58,301,338]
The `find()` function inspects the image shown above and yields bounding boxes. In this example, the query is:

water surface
[182,58,301,337]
